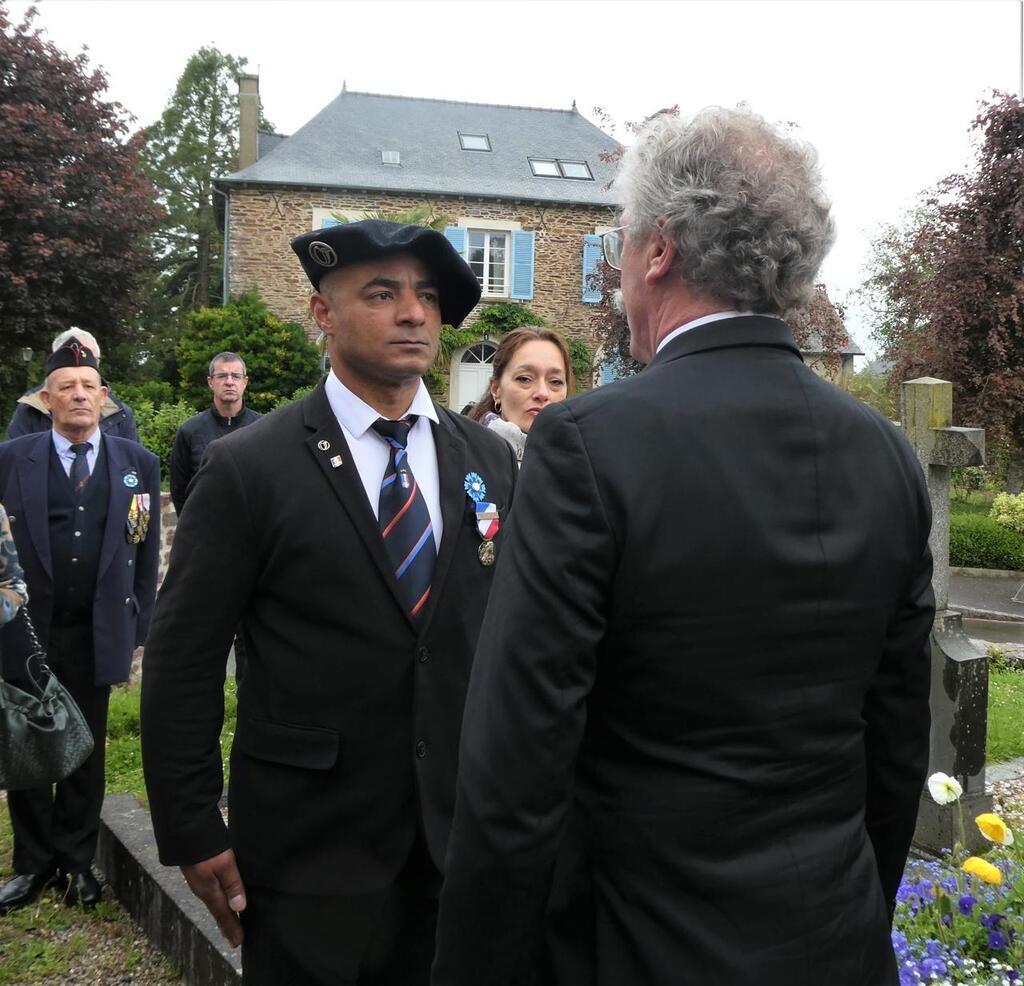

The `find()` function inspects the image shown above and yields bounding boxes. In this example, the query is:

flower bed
[893,775,1024,984]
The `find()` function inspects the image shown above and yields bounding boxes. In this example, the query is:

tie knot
[70,443,90,456]
[372,416,416,449]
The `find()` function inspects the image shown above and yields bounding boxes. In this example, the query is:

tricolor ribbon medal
[474,501,500,567]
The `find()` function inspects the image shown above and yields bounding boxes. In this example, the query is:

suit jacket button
[415,740,427,758]
[125,597,131,605]
[128,559,133,567]
[417,646,429,663]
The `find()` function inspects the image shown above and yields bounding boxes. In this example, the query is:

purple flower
[921,956,947,977]
[957,895,977,915]
[988,930,1008,951]
[981,912,1006,930]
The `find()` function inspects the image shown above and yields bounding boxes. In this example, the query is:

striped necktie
[372,417,436,623]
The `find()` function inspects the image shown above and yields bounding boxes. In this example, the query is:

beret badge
[308,241,338,268]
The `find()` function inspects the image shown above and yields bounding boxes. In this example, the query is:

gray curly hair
[615,106,835,314]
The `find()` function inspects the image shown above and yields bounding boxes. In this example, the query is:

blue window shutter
[582,234,602,303]
[321,216,344,229]
[444,226,467,256]
[510,231,535,300]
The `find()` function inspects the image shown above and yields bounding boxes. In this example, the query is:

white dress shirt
[51,428,101,477]
[324,371,443,550]
[656,311,772,354]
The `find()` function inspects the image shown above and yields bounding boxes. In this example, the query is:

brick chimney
[237,73,259,170]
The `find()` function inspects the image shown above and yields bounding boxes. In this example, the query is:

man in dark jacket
[432,107,934,986]
[0,340,159,914]
[169,352,261,515]
[6,329,138,442]
[141,221,517,986]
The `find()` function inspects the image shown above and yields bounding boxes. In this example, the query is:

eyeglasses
[601,225,628,271]
[210,372,245,382]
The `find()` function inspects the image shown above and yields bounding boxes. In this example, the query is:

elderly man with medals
[0,341,160,913]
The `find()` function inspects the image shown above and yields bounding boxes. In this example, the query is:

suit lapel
[302,385,414,624]
[419,409,468,630]
[97,437,134,580]
[16,434,53,580]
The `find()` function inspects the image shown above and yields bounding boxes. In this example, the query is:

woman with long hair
[467,327,574,463]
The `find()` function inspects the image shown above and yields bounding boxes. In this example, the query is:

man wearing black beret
[0,340,160,913]
[142,220,518,985]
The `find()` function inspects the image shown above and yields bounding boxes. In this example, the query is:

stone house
[215,77,620,409]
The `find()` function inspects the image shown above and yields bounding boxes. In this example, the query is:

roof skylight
[459,133,491,151]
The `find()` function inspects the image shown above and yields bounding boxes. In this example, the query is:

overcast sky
[7,0,1023,360]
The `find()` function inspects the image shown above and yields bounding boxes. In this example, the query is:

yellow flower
[976,813,1015,846]
[927,772,963,805]
[962,856,1003,885]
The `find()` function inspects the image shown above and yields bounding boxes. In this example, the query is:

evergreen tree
[140,46,270,314]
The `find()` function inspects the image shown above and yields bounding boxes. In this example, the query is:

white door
[452,342,496,411]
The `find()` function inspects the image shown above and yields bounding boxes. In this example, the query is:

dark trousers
[240,833,440,986]
[7,623,110,875]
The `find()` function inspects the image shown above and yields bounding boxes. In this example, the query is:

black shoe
[0,871,58,914]
[62,869,102,909]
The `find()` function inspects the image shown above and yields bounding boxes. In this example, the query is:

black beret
[291,220,482,328]
[44,340,99,377]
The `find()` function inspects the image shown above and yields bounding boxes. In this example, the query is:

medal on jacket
[125,493,151,545]
[475,501,499,566]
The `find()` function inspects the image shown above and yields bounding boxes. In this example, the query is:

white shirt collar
[51,427,101,457]
[656,311,775,355]
[324,371,439,437]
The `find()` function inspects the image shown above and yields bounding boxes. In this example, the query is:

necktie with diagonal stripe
[69,442,91,496]
[372,417,436,623]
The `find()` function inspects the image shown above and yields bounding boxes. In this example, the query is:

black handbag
[0,608,95,791]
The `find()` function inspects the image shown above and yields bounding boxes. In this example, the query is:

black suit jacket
[0,432,160,684]
[141,381,518,896]
[433,317,934,986]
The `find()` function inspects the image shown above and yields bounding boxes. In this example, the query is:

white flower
[927,772,963,805]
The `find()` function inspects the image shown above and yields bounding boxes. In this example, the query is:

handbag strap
[17,607,52,694]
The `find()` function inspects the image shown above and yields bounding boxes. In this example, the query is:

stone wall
[226,188,616,347]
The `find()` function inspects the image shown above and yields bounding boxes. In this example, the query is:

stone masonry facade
[226,187,617,348]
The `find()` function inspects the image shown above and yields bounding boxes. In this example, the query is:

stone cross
[900,377,991,852]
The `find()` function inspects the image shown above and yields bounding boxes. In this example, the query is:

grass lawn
[988,668,1024,764]
[950,490,997,519]
[0,677,237,985]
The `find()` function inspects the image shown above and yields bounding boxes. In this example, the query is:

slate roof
[802,330,864,357]
[256,130,288,159]
[219,89,621,208]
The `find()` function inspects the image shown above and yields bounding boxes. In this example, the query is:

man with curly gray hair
[433,106,934,986]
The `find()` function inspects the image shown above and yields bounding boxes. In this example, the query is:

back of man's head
[615,106,835,315]
[52,328,102,360]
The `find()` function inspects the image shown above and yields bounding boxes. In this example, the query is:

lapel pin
[123,472,139,489]
[330,455,343,468]
[318,440,331,451]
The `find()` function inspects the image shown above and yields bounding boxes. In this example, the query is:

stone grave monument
[901,377,991,852]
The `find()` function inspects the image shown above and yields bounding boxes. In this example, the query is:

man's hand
[181,849,247,948]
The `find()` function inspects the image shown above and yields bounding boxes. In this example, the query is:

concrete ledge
[958,606,1024,623]
[96,794,242,986]
[951,566,1024,579]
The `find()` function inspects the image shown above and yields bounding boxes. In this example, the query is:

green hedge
[949,512,1024,571]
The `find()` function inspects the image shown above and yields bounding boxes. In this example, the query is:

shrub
[272,384,318,410]
[567,338,593,389]
[952,466,995,501]
[177,290,321,413]
[133,399,195,481]
[949,513,1024,571]
[475,302,545,334]
[991,492,1024,536]
[112,380,176,411]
